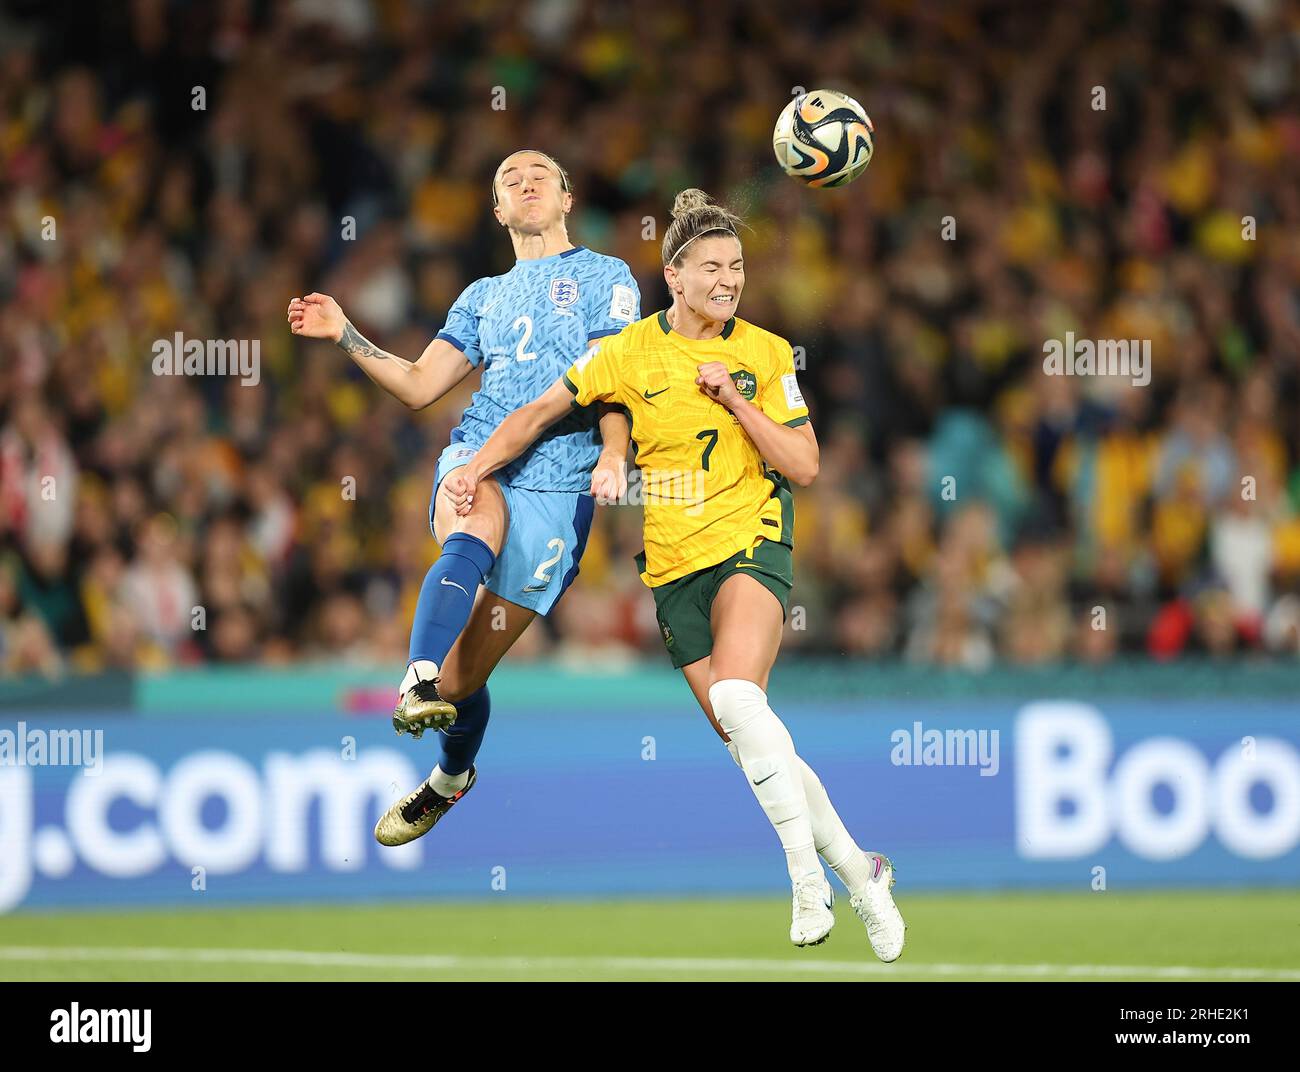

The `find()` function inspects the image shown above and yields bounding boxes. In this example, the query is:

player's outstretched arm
[451,379,576,514]
[695,361,820,485]
[287,293,473,410]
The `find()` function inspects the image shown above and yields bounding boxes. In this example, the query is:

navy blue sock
[408,532,497,667]
[436,685,491,776]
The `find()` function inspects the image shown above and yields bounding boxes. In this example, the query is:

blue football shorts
[431,442,595,616]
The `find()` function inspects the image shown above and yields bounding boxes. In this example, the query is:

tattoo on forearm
[337,321,390,361]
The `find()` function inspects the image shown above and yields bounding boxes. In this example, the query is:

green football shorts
[637,538,793,669]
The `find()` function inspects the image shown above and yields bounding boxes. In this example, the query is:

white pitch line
[1,946,1297,980]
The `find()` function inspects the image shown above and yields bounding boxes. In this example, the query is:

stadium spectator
[1,0,1297,671]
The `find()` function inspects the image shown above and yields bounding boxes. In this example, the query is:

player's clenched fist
[695,361,741,408]
[287,293,346,342]
[444,471,475,516]
[590,460,627,505]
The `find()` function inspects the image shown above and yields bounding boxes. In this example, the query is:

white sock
[710,679,820,884]
[400,659,439,698]
[428,764,468,797]
[795,756,873,894]
[725,741,872,895]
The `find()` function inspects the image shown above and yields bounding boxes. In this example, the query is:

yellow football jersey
[564,310,810,586]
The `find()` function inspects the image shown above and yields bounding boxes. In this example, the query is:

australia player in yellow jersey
[452,189,905,959]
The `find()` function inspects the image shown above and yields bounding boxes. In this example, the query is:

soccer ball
[772,89,874,188]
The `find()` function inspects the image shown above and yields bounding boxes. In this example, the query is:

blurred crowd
[2,0,1300,676]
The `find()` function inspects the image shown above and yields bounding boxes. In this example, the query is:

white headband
[668,226,738,266]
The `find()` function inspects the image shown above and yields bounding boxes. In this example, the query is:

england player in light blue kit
[288,150,639,846]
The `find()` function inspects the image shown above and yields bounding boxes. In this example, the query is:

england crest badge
[550,278,579,307]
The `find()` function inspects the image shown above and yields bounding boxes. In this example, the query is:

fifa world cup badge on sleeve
[609,284,637,322]
[782,373,805,408]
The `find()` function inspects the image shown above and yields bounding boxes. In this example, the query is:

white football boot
[850,852,906,962]
[790,874,836,947]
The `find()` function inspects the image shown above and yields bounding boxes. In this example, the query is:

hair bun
[661,188,744,265]
[671,188,713,219]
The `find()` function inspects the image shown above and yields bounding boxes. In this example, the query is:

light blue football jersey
[436,246,641,492]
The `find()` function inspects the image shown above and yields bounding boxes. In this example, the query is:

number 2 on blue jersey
[513,315,537,362]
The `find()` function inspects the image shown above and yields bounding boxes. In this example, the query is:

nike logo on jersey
[752,771,777,786]
[643,387,670,399]
[478,298,502,316]
[733,561,763,571]
[440,577,470,597]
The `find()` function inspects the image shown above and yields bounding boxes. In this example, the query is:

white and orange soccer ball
[772,89,874,188]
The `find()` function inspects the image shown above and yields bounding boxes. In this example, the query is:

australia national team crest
[549,278,580,307]
[730,369,758,400]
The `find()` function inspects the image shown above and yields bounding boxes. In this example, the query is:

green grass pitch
[2,891,1297,981]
